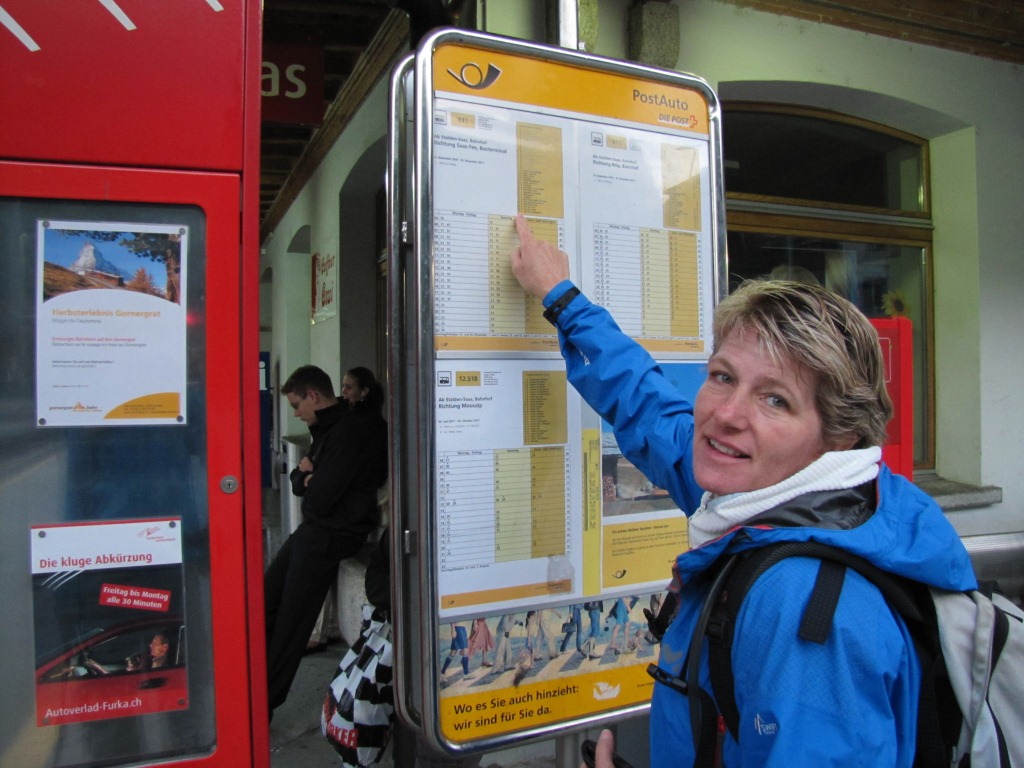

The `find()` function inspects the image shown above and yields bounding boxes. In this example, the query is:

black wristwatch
[542,286,580,326]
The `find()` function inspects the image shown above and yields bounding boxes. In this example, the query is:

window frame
[724,102,932,219]
[723,103,935,468]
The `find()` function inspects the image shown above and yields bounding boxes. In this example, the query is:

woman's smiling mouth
[708,438,748,458]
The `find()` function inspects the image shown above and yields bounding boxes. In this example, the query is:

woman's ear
[828,433,861,452]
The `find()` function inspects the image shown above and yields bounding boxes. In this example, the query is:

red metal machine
[870,316,915,479]
[1,2,267,765]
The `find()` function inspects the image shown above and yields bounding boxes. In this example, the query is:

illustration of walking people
[440,622,470,684]
[465,617,495,676]
[606,596,639,654]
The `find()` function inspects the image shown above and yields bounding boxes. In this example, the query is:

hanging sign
[262,43,324,126]
[311,250,338,324]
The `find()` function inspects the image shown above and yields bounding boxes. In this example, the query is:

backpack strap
[701,543,847,745]
[699,540,958,768]
[687,554,741,768]
[645,591,679,642]
[797,557,848,643]
[991,605,1012,768]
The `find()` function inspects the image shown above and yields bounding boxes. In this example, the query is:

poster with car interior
[31,518,187,727]
[36,219,188,426]
[389,29,724,751]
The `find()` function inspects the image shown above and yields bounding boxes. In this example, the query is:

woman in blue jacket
[509,216,976,767]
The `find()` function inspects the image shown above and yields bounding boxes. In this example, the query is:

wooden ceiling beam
[720,0,1024,64]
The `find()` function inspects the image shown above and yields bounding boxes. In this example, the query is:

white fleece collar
[686,446,882,550]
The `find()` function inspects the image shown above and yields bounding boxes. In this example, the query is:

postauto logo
[446,61,502,90]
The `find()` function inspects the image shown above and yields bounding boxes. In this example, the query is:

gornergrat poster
[35,219,188,427]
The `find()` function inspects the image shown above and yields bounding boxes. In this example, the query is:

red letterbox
[870,317,914,480]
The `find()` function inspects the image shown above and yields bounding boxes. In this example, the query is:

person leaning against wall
[263,364,388,719]
[508,215,977,767]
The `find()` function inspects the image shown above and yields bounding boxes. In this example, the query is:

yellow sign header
[433,43,710,135]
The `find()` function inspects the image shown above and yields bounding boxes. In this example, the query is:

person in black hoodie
[265,365,388,716]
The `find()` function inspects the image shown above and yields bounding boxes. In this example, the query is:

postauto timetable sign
[389,29,725,754]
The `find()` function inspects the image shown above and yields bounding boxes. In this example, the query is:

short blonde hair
[713,279,893,448]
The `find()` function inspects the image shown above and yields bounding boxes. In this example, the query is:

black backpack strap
[798,558,848,643]
[645,591,679,642]
[702,547,786,744]
[702,539,956,763]
[704,542,855,742]
[686,553,740,768]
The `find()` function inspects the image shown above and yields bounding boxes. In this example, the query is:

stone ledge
[914,474,1003,511]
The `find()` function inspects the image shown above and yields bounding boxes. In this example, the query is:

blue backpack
[682,540,1024,767]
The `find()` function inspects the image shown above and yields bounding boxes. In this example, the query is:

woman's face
[693,326,840,496]
[340,374,366,406]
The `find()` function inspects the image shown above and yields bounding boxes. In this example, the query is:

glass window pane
[0,197,215,766]
[726,231,929,462]
[723,109,925,212]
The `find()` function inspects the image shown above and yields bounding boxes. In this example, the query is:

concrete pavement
[268,641,558,768]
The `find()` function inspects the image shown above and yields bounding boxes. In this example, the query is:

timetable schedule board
[429,39,719,618]
[397,30,725,751]
[435,359,578,613]
[431,50,715,356]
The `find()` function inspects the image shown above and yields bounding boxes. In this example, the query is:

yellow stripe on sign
[433,43,710,135]
[439,578,572,610]
[435,335,559,352]
[439,661,655,742]
[105,392,180,419]
[582,428,602,595]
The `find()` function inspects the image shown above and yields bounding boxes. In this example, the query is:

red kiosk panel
[1,0,266,763]
[0,161,257,767]
[0,0,245,171]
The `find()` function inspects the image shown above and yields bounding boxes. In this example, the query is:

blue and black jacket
[544,281,977,767]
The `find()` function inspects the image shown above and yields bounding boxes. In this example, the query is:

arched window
[723,103,933,467]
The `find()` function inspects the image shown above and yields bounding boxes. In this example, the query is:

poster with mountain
[35,219,188,426]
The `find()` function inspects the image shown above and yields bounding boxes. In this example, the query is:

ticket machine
[0,3,267,766]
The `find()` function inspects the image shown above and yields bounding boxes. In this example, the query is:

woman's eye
[765,394,789,409]
[709,371,732,385]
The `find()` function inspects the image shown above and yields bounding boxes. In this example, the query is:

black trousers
[264,520,364,712]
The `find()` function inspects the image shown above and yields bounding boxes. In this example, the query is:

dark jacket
[290,400,388,537]
[364,528,390,614]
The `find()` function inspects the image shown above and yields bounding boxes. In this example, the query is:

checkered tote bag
[321,604,394,766]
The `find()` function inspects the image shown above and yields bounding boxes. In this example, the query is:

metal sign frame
[388,28,726,755]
